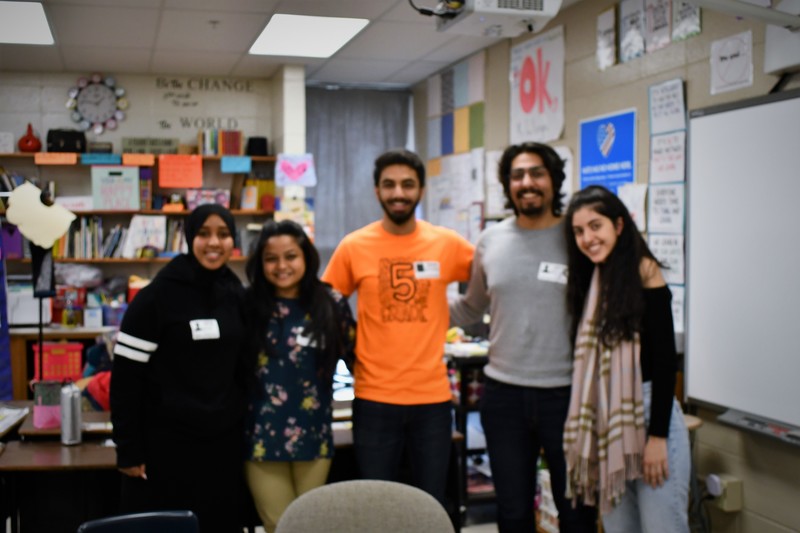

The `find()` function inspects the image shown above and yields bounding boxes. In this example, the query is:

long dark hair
[564,185,662,346]
[498,142,566,216]
[245,220,343,382]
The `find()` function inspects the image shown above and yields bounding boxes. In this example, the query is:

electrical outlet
[706,473,743,512]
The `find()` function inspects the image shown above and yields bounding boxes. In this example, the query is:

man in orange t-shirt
[323,149,474,506]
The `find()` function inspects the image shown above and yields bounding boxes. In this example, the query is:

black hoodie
[110,252,247,468]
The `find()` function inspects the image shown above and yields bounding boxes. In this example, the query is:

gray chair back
[275,479,456,533]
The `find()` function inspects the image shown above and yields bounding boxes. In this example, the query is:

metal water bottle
[60,382,82,445]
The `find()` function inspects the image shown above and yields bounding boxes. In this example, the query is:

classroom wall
[414,2,800,532]
[0,72,274,154]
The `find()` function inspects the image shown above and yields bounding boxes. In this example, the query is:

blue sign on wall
[579,109,636,193]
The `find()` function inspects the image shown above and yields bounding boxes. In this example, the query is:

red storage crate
[33,342,83,382]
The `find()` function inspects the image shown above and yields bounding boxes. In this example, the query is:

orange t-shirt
[323,220,474,405]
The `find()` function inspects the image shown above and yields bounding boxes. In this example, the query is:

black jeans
[352,398,452,506]
[480,377,596,533]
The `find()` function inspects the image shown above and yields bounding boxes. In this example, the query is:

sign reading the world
[579,109,636,193]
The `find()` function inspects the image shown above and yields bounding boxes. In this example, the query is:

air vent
[497,0,544,11]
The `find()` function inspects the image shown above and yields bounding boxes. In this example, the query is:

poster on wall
[617,182,648,232]
[619,0,645,63]
[650,131,686,183]
[648,233,685,285]
[669,284,685,334]
[579,109,636,193]
[648,78,686,135]
[644,0,672,53]
[484,149,511,219]
[597,7,617,71]
[672,1,701,41]
[509,25,565,144]
[647,183,685,234]
[710,30,753,95]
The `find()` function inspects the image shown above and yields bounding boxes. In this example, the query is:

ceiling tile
[1,0,547,87]
[47,4,160,47]
[337,20,453,61]
[274,0,400,20]
[307,57,410,85]
[164,0,279,11]
[422,34,500,62]
[157,10,270,52]
[151,50,245,76]
[44,0,162,6]
[383,59,452,85]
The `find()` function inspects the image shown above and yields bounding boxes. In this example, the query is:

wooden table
[0,438,119,533]
[0,407,464,533]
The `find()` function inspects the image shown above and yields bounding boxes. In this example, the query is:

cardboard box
[7,285,52,325]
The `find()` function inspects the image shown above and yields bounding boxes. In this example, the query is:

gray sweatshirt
[449,217,573,388]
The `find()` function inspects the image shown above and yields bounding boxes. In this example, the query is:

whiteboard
[686,89,800,428]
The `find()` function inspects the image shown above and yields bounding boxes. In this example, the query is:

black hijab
[178,205,242,302]
[185,204,236,255]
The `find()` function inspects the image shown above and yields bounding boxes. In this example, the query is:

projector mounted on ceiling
[435,0,563,38]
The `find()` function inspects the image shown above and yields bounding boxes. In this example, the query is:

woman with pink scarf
[562,185,690,533]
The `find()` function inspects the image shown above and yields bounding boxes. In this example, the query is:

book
[139,167,153,210]
[0,406,29,436]
[120,215,167,258]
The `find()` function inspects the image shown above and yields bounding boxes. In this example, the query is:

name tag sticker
[189,319,221,340]
[537,262,568,284]
[413,261,441,279]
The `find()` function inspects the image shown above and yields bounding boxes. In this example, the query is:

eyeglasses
[509,166,548,180]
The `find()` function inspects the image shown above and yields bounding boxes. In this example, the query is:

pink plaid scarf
[563,267,646,514]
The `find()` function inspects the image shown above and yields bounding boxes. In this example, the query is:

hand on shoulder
[640,257,666,288]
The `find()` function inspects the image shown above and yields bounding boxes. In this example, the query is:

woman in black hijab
[111,205,249,532]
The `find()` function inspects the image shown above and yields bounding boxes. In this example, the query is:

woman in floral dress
[243,220,355,532]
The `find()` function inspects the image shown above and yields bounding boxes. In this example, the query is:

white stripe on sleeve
[116,331,158,352]
[114,344,152,363]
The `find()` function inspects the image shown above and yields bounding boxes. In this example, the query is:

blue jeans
[602,382,691,533]
[480,378,597,533]
[352,398,452,506]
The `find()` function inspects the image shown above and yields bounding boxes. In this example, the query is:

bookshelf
[0,151,275,266]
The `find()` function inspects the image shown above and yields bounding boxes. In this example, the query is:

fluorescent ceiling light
[250,14,369,58]
[0,1,54,45]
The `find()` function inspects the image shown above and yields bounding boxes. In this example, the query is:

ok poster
[510,25,565,144]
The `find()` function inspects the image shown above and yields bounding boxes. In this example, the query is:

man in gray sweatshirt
[450,142,595,533]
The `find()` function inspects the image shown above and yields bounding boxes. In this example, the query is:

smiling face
[191,214,234,270]
[376,164,423,229]
[262,234,306,299]
[571,205,623,264]
[508,152,553,219]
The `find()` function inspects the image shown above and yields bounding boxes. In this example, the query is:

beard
[380,197,420,226]
[518,204,545,217]
[515,188,548,217]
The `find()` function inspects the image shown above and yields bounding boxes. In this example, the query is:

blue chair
[76,510,199,532]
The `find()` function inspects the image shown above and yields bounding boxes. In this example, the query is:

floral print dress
[245,291,355,462]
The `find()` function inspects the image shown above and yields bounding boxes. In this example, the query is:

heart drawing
[597,122,616,158]
[280,160,308,182]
